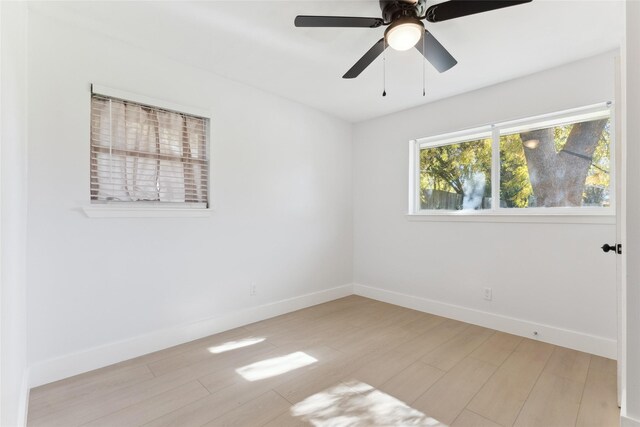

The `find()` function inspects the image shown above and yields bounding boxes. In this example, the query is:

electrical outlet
[249,283,257,297]
[483,287,492,301]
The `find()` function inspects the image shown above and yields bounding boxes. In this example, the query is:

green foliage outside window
[420,138,492,210]
[419,117,611,211]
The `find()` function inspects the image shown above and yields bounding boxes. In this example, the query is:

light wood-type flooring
[27,296,619,427]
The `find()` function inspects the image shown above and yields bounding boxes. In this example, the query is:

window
[90,91,209,208]
[419,133,492,211]
[410,104,612,215]
[499,114,611,209]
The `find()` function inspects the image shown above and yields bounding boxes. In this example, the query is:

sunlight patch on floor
[207,337,265,354]
[291,381,446,427]
[236,351,317,381]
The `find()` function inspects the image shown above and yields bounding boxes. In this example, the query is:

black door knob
[601,243,616,253]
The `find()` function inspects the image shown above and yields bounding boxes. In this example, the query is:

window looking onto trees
[413,106,612,214]
[419,136,492,210]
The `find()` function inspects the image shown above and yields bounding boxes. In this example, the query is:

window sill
[406,212,615,224]
[82,205,212,218]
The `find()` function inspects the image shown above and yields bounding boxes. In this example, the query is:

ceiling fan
[295,0,532,79]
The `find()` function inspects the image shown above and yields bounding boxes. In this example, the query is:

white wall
[1,1,30,426]
[353,52,618,357]
[26,10,353,386]
[623,1,640,425]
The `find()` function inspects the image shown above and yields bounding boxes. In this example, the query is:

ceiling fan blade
[295,15,385,28]
[343,38,387,79]
[415,30,457,73]
[425,0,532,23]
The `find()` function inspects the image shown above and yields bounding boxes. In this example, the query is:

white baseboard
[17,369,30,427]
[29,284,353,388]
[622,414,640,427]
[353,283,617,359]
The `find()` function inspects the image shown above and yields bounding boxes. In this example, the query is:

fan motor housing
[380,0,427,23]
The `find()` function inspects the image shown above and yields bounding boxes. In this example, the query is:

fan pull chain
[422,33,426,96]
[382,39,387,97]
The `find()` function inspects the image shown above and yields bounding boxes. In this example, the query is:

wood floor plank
[411,356,497,424]
[81,381,209,427]
[262,319,362,348]
[466,339,555,427]
[576,356,619,427]
[392,318,471,359]
[348,345,430,387]
[327,323,417,356]
[243,296,374,334]
[242,311,312,334]
[400,313,446,335]
[378,361,445,404]
[28,364,155,420]
[452,410,503,427]
[140,380,273,427]
[288,380,448,427]
[197,345,342,393]
[421,325,494,371]
[262,408,312,427]
[362,305,427,330]
[201,390,290,427]
[469,331,522,366]
[273,351,379,404]
[146,335,276,377]
[543,346,591,383]
[513,372,584,427]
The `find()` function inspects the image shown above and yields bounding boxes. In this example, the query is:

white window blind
[90,94,209,207]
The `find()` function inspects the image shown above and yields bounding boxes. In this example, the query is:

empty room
[2,0,640,426]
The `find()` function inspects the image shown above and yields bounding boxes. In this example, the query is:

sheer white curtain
[125,103,160,201]
[91,96,208,205]
[157,110,185,202]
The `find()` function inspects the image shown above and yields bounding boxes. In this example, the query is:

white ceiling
[31,0,624,122]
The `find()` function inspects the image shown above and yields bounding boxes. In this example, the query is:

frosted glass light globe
[385,18,424,51]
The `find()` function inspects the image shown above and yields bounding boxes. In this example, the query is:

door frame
[615,51,626,407]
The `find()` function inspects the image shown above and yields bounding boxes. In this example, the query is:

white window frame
[83,84,213,218]
[408,103,615,224]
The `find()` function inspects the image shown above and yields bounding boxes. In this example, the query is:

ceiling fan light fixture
[385,17,424,51]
